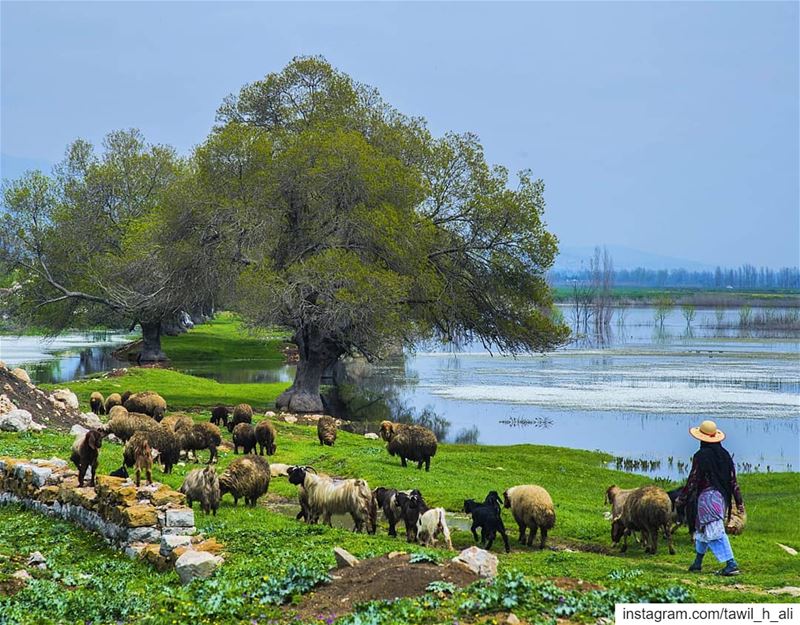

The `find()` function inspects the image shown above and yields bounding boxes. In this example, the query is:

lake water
[1,306,798,478]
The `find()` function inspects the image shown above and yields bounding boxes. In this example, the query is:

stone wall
[0,457,223,582]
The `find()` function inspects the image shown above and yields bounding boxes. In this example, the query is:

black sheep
[210,405,229,428]
[463,490,510,552]
[395,490,429,543]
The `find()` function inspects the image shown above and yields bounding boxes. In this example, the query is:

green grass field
[551,285,800,306]
[2,316,798,624]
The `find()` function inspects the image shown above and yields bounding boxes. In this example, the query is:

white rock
[12,569,32,581]
[165,508,195,528]
[11,368,31,383]
[81,412,104,429]
[160,534,193,556]
[363,432,380,440]
[51,389,79,410]
[333,547,359,568]
[70,424,89,437]
[126,526,162,543]
[0,394,17,415]
[124,543,147,559]
[29,466,52,487]
[777,543,798,556]
[27,551,46,568]
[283,415,298,424]
[264,411,276,417]
[107,433,123,445]
[0,409,33,432]
[452,546,498,578]
[175,550,222,584]
[506,614,521,625]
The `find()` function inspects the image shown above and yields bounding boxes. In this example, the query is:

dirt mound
[0,366,83,431]
[293,553,479,620]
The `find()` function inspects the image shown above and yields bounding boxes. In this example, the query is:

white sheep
[503,484,556,549]
[287,466,376,534]
[416,507,453,550]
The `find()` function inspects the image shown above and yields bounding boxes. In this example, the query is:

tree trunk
[276,326,341,413]
[139,321,168,363]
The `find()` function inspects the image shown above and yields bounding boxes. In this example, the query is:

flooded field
[1,306,797,478]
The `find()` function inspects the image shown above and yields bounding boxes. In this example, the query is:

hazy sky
[2,1,798,267]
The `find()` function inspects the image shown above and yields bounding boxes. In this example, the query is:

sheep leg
[146,467,152,485]
[135,468,141,487]
[90,460,98,487]
[400,456,407,467]
[425,457,431,472]
[471,523,480,544]
[208,446,217,464]
[441,523,453,551]
[78,463,86,488]
[499,527,511,553]
[517,521,527,544]
[650,528,659,554]
[388,517,397,537]
[540,528,548,550]
[485,530,495,551]
[323,512,333,527]
[666,525,675,555]
[417,459,424,470]
[620,531,628,553]
[527,524,538,547]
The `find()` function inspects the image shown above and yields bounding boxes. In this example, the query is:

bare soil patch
[292,553,478,621]
[0,367,82,431]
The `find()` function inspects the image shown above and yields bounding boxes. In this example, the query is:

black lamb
[463,490,510,552]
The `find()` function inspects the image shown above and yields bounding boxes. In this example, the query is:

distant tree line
[551,265,800,289]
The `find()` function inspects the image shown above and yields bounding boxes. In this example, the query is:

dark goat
[395,490,429,542]
[210,405,229,428]
[374,487,422,537]
[463,490,510,552]
[70,429,103,487]
[667,486,695,536]
[109,465,129,479]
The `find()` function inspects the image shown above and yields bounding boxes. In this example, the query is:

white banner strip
[616,604,800,625]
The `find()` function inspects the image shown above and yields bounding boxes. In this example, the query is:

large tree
[0,129,198,361]
[208,57,568,412]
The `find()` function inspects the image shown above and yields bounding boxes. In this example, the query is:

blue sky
[2,1,798,267]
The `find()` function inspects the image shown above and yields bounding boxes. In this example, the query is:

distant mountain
[553,245,716,272]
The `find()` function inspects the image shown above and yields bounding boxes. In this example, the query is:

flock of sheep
[72,390,688,555]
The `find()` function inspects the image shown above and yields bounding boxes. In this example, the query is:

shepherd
[677,420,744,576]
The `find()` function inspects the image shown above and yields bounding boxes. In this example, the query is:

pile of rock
[0,456,223,583]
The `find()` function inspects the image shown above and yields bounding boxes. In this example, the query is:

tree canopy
[1,57,568,404]
[209,56,568,411]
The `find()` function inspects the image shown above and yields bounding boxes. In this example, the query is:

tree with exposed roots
[205,57,569,412]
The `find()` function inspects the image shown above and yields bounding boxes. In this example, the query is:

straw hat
[689,419,725,443]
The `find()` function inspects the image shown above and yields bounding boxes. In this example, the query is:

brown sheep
[70,429,103,488]
[108,405,129,420]
[123,427,180,474]
[177,422,222,463]
[227,403,253,432]
[104,412,161,442]
[89,391,105,415]
[616,486,674,555]
[317,415,337,446]
[232,423,257,455]
[219,455,271,507]
[161,413,194,433]
[128,435,153,487]
[124,391,167,421]
[255,419,277,456]
[121,390,133,404]
[379,421,438,472]
[210,405,229,428]
[104,393,123,413]
[503,485,556,549]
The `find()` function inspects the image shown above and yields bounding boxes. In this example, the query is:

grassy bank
[551,286,800,307]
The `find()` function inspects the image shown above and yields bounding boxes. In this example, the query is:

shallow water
[2,307,798,477]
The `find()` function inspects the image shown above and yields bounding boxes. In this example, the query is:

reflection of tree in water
[498,416,553,429]
[327,354,453,440]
